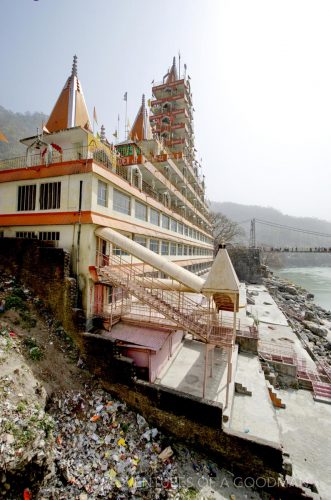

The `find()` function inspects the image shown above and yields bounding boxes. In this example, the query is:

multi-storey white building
[0,56,215,320]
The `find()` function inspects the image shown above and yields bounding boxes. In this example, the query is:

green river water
[276,267,331,312]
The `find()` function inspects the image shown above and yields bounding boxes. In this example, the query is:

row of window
[15,231,60,241]
[97,181,212,244]
[115,235,213,257]
[17,183,61,211]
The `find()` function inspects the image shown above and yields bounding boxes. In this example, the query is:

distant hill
[0,105,48,159]
[211,201,331,248]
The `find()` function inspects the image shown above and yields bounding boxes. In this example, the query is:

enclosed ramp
[95,226,205,292]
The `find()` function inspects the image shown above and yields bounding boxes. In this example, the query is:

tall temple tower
[149,57,204,200]
[150,57,193,156]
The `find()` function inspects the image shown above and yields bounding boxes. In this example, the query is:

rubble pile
[263,274,331,363]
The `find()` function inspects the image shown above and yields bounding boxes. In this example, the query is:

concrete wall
[228,248,262,284]
[0,238,83,338]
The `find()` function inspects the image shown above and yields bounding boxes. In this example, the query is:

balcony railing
[0,144,211,234]
[0,144,117,172]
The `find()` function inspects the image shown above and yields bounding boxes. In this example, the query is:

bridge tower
[249,218,256,248]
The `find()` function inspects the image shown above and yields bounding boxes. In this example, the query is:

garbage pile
[39,389,182,498]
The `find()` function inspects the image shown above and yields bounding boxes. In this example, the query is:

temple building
[0,56,242,398]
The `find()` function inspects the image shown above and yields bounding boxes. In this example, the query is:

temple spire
[72,54,78,77]
[45,55,91,133]
[129,94,152,141]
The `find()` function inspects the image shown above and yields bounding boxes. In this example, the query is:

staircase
[94,254,235,349]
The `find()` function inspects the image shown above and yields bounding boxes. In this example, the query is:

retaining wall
[0,237,83,337]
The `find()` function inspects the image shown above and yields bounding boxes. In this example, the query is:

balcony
[0,144,118,172]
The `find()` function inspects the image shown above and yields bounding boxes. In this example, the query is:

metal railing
[0,143,211,232]
[0,145,117,172]
[95,251,237,348]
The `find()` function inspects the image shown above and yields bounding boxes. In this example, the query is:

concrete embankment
[252,272,331,499]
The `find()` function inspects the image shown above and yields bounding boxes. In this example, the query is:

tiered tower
[149,57,204,201]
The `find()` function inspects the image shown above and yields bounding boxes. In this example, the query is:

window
[170,243,177,255]
[162,214,170,230]
[108,286,113,304]
[16,232,37,239]
[149,239,159,253]
[184,225,189,236]
[178,222,183,234]
[17,185,36,211]
[150,208,160,226]
[184,245,188,255]
[40,182,61,210]
[39,232,60,241]
[189,227,193,237]
[113,246,128,256]
[177,244,183,255]
[135,200,147,221]
[113,189,131,215]
[171,219,177,232]
[134,235,147,247]
[97,180,108,207]
[161,241,169,255]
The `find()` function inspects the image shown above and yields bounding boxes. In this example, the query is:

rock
[302,321,328,338]
[304,310,317,322]
[278,285,298,295]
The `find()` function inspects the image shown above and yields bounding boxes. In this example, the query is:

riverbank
[275,267,331,312]
[264,271,331,365]
[246,277,331,498]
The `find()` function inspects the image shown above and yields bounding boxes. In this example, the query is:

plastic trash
[136,413,147,429]
[158,446,174,461]
[23,489,32,500]
[127,477,135,488]
[90,415,100,422]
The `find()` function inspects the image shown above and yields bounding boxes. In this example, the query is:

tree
[210,211,245,254]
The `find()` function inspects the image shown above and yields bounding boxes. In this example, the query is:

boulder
[302,321,328,338]
[278,285,298,295]
[304,310,317,322]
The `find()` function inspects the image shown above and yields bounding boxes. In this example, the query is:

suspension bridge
[238,218,331,253]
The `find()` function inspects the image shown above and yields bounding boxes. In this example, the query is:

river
[275,267,331,312]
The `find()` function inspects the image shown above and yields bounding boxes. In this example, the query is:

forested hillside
[211,201,331,248]
[0,105,48,158]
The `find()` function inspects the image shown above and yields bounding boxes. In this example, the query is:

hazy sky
[1,0,330,221]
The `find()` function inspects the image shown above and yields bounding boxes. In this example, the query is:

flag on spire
[123,92,127,102]
[93,107,98,125]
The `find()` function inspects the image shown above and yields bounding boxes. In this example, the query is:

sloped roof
[129,94,152,141]
[202,248,240,295]
[46,55,91,133]
[164,56,178,84]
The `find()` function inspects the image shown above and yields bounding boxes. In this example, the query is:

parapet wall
[228,247,262,284]
[0,238,83,336]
